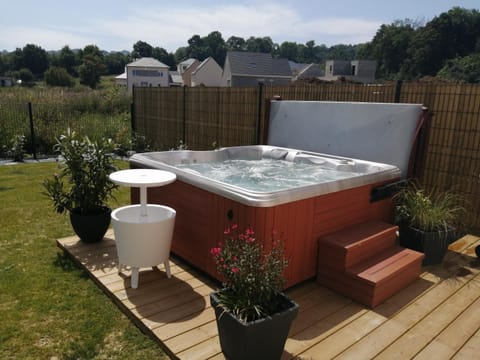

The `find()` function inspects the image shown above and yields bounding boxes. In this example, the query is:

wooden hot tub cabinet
[132,179,396,288]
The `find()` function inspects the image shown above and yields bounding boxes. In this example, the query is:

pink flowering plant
[210,224,288,322]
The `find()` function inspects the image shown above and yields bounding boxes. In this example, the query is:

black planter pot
[69,207,111,243]
[210,290,299,360]
[399,225,454,266]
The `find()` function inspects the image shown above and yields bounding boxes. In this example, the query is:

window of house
[133,69,161,77]
[351,65,356,75]
[329,65,333,74]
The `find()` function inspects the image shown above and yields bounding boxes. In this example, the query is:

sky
[1,0,479,53]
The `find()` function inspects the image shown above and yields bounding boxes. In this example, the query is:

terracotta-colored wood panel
[318,221,398,271]
[144,182,216,276]
[313,182,395,238]
[139,179,395,288]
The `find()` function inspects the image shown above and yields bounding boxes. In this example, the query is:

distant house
[222,51,292,87]
[177,58,198,75]
[169,71,183,87]
[321,60,377,84]
[178,59,201,87]
[0,76,14,87]
[125,57,170,93]
[289,62,325,82]
[114,72,127,86]
[191,57,223,87]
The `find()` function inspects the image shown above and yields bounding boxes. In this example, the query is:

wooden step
[318,246,424,307]
[318,221,398,271]
[347,246,424,285]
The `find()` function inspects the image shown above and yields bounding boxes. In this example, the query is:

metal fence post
[394,80,403,103]
[131,86,136,134]
[27,102,37,160]
[183,86,186,144]
[256,82,264,144]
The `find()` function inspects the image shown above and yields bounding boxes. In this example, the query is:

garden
[0,80,141,161]
[0,160,170,359]
[0,82,168,358]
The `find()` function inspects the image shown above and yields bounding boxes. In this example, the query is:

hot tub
[130,145,401,287]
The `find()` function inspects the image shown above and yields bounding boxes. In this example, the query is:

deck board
[57,232,480,360]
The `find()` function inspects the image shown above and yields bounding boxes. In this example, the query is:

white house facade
[191,57,223,87]
[126,57,169,93]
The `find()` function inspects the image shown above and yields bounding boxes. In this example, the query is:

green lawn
[0,161,167,359]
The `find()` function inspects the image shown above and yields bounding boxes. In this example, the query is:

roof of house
[169,71,183,84]
[296,63,325,79]
[192,57,221,75]
[226,51,292,78]
[289,61,308,75]
[179,58,198,67]
[127,57,169,68]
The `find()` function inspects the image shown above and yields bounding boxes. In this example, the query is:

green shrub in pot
[43,129,118,242]
[395,181,465,265]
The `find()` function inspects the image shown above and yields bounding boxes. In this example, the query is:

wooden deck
[57,231,480,360]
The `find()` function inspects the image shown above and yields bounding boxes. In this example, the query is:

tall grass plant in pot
[210,224,299,360]
[395,181,465,265]
[43,129,118,242]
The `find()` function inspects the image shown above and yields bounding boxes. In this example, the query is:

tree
[404,7,480,78]
[58,45,77,76]
[278,41,298,61]
[132,40,153,58]
[327,44,356,61]
[11,48,24,71]
[245,36,275,54]
[226,36,246,51]
[300,40,324,63]
[104,51,129,75]
[0,53,7,75]
[367,21,416,79]
[21,44,49,76]
[152,47,175,69]
[80,44,104,60]
[17,68,34,85]
[78,45,105,88]
[437,54,480,83]
[186,34,209,60]
[174,47,188,63]
[9,44,49,76]
[44,66,75,87]
[204,31,227,66]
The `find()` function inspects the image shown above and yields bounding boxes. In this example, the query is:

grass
[0,161,168,359]
[0,82,132,159]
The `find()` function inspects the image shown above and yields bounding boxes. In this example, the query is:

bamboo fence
[133,82,480,233]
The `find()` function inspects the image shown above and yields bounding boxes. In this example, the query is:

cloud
[95,3,381,51]
[0,3,382,52]
[0,25,95,50]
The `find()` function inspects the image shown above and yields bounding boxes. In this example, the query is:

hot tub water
[177,159,364,192]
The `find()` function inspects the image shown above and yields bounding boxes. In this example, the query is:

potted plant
[395,181,465,265]
[43,129,118,243]
[210,224,299,360]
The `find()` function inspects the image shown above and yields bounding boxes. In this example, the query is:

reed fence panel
[133,82,480,233]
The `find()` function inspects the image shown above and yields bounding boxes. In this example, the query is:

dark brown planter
[69,207,111,243]
[210,290,299,360]
[399,225,454,266]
